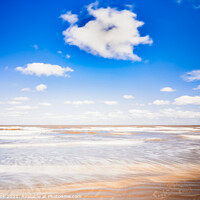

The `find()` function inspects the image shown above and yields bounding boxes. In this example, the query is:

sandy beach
[0,125,200,199]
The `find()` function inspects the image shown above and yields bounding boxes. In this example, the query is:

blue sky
[0,0,200,125]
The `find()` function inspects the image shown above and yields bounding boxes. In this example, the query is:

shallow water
[0,125,200,199]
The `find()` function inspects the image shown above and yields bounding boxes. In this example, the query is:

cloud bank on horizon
[61,2,153,61]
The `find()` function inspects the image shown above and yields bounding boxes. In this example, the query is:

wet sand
[0,125,200,199]
[1,179,200,200]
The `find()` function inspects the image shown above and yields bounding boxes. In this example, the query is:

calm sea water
[0,125,200,190]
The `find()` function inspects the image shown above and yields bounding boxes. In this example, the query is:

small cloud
[39,102,52,106]
[21,88,31,92]
[129,109,158,119]
[133,103,145,106]
[144,60,149,63]
[16,63,74,77]
[175,0,200,9]
[61,3,152,61]
[160,87,176,92]
[160,108,200,118]
[13,97,29,101]
[103,101,118,105]
[57,51,62,54]
[123,95,134,99]
[36,84,47,92]
[7,105,37,111]
[5,66,9,70]
[153,100,170,105]
[182,70,200,82]
[65,54,71,59]
[64,100,94,105]
[125,4,134,9]
[85,111,102,117]
[33,44,39,50]
[60,11,78,24]
[174,95,200,105]
[193,85,200,90]
[7,111,27,117]
[128,108,200,119]
[108,110,124,118]
[8,101,22,105]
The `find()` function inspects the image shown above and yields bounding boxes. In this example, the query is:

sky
[0,0,200,125]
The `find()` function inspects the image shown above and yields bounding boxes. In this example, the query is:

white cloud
[65,54,71,59]
[85,111,102,117]
[193,85,200,90]
[160,87,176,92]
[16,63,74,77]
[129,109,158,119]
[133,103,145,106]
[39,102,52,106]
[160,108,200,118]
[62,3,152,61]
[153,100,170,105]
[36,84,47,92]
[64,100,94,105]
[174,95,200,105]
[21,88,31,92]
[7,111,27,117]
[108,110,124,118]
[13,97,29,101]
[175,0,200,9]
[129,108,200,119]
[84,110,125,120]
[182,70,200,82]
[103,101,118,105]
[60,11,78,24]
[123,95,134,99]
[57,51,62,54]
[7,106,37,111]
[8,101,22,105]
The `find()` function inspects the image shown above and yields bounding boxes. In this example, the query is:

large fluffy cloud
[182,70,200,82]
[16,63,74,77]
[61,3,152,61]
[174,95,200,105]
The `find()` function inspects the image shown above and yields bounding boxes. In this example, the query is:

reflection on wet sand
[1,179,200,200]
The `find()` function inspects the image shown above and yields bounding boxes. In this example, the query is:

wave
[0,140,143,148]
[181,135,200,140]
